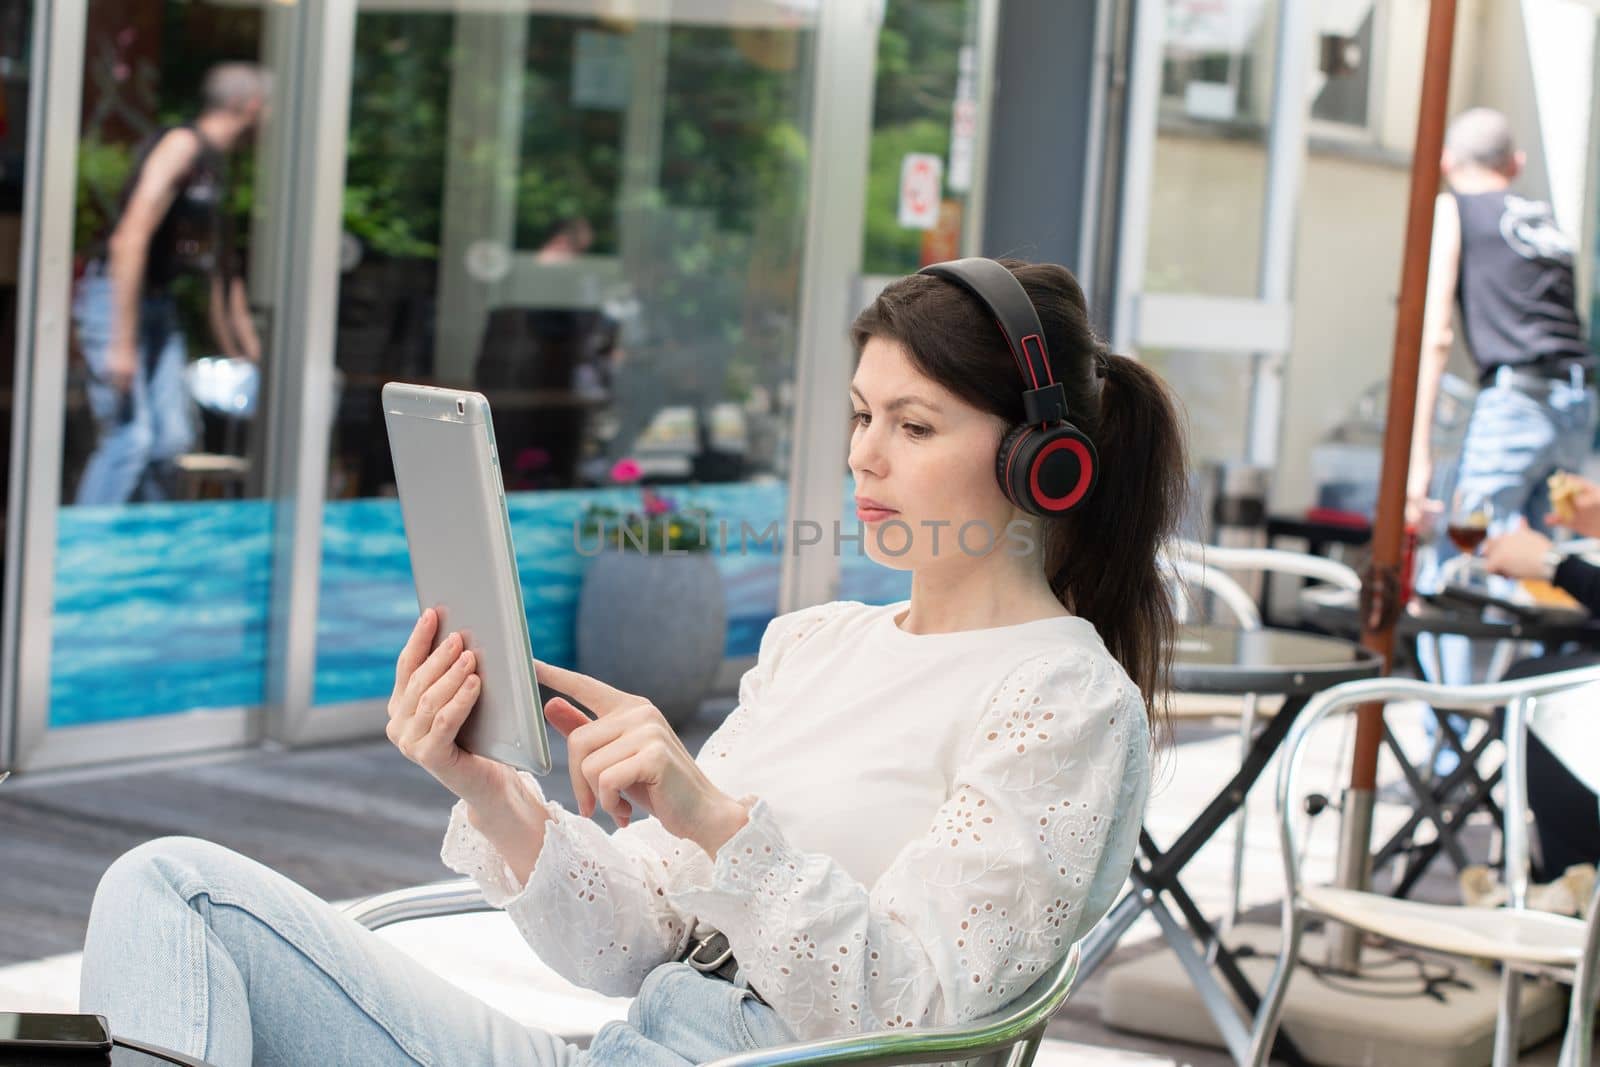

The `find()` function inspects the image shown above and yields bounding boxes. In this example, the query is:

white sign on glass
[947,45,978,193]
[898,153,943,230]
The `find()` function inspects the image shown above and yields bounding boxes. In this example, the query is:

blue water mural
[52,502,275,727]
[52,479,910,727]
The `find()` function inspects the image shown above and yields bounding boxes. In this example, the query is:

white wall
[1142,0,1600,514]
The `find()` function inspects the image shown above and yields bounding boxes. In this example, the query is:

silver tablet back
[382,382,552,776]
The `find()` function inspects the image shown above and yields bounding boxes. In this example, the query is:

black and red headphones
[917,257,1101,516]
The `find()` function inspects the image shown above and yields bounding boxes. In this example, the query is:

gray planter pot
[576,551,727,729]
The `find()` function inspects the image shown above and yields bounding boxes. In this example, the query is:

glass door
[7,0,299,771]
[1113,0,1315,472]
[296,0,828,735]
[0,0,34,771]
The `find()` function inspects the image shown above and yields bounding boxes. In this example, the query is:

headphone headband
[919,258,1056,396]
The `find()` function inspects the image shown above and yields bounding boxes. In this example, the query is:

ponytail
[1043,351,1188,742]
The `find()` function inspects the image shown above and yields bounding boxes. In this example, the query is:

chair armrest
[343,878,494,932]
[1175,541,1363,592]
[701,946,1079,1067]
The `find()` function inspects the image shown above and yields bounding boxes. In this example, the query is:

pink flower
[610,458,643,483]
[643,489,673,517]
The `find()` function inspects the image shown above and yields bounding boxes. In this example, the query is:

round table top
[1301,586,1600,644]
[1173,623,1382,695]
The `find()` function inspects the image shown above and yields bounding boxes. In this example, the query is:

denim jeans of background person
[73,269,196,505]
[79,836,796,1067]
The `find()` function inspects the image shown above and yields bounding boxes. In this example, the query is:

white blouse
[440,599,1151,1044]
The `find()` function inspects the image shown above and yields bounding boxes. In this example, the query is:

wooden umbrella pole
[1327,0,1459,974]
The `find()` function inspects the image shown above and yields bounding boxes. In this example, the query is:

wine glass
[1444,488,1495,585]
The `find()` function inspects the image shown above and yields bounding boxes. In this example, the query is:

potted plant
[574,459,727,729]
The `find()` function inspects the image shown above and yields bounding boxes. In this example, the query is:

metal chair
[1245,666,1600,1067]
[1167,543,1363,934]
[345,883,1085,1067]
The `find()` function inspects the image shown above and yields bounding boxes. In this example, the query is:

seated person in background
[77,259,1180,1065]
[1481,476,1600,881]
[1482,471,1600,614]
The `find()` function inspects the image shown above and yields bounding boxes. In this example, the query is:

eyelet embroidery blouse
[440,599,1151,1044]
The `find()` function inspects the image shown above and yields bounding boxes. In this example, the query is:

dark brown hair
[849,259,1188,737]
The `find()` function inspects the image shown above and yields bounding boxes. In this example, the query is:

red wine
[1447,524,1489,553]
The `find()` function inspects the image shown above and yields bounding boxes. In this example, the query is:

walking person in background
[73,61,267,506]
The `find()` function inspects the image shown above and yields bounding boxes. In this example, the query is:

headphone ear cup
[996,422,1099,515]
[995,423,1035,510]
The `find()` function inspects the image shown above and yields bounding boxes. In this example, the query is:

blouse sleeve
[437,599,858,997]
[439,773,696,997]
[661,648,1152,1042]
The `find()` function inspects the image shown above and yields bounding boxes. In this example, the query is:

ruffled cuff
[438,771,566,909]
[664,796,795,922]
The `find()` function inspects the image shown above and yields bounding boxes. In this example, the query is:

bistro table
[1300,584,1600,646]
[1079,623,1382,1067]
[1300,585,1600,895]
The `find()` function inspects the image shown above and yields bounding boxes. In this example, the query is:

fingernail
[459,651,471,665]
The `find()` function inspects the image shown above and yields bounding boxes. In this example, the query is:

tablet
[383,382,552,775]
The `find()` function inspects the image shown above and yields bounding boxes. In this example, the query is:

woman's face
[847,336,1021,570]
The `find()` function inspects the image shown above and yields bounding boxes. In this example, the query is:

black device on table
[0,1011,112,1055]
[1422,583,1561,621]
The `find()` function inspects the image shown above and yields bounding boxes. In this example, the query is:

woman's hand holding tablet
[536,660,754,858]
[388,608,517,809]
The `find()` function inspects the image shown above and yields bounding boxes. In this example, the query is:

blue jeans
[1415,373,1599,772]
[79,837,797,1066]
[73,272,196,505]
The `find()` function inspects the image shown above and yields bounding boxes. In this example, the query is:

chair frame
[1245,666,1600,1067]
[1169,543,1363,935]
[345,885,1084,1067]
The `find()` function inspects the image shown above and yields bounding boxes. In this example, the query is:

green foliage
[862,118,948,276]
[74,138,135,254]
[343,14,452,257]
[861,0,971,276]
[513,18,623,251]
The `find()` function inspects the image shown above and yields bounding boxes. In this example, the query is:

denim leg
[135,303,195,502]
[1417,383,1577,771]
[79,836,586,1067]
[588,962,797,1066]
[73,277,154,507]
[1549,382,1599,504]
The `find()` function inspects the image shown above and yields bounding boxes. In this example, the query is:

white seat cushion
[372,911,632,1038]
[1301,885,1587,968]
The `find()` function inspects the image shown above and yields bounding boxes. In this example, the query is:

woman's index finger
[533,660,628,717]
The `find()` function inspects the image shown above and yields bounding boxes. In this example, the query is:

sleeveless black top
[102,123,232,293]
[1453,190,1592,381]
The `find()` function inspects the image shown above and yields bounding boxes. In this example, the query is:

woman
[78,259,1187,1065]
